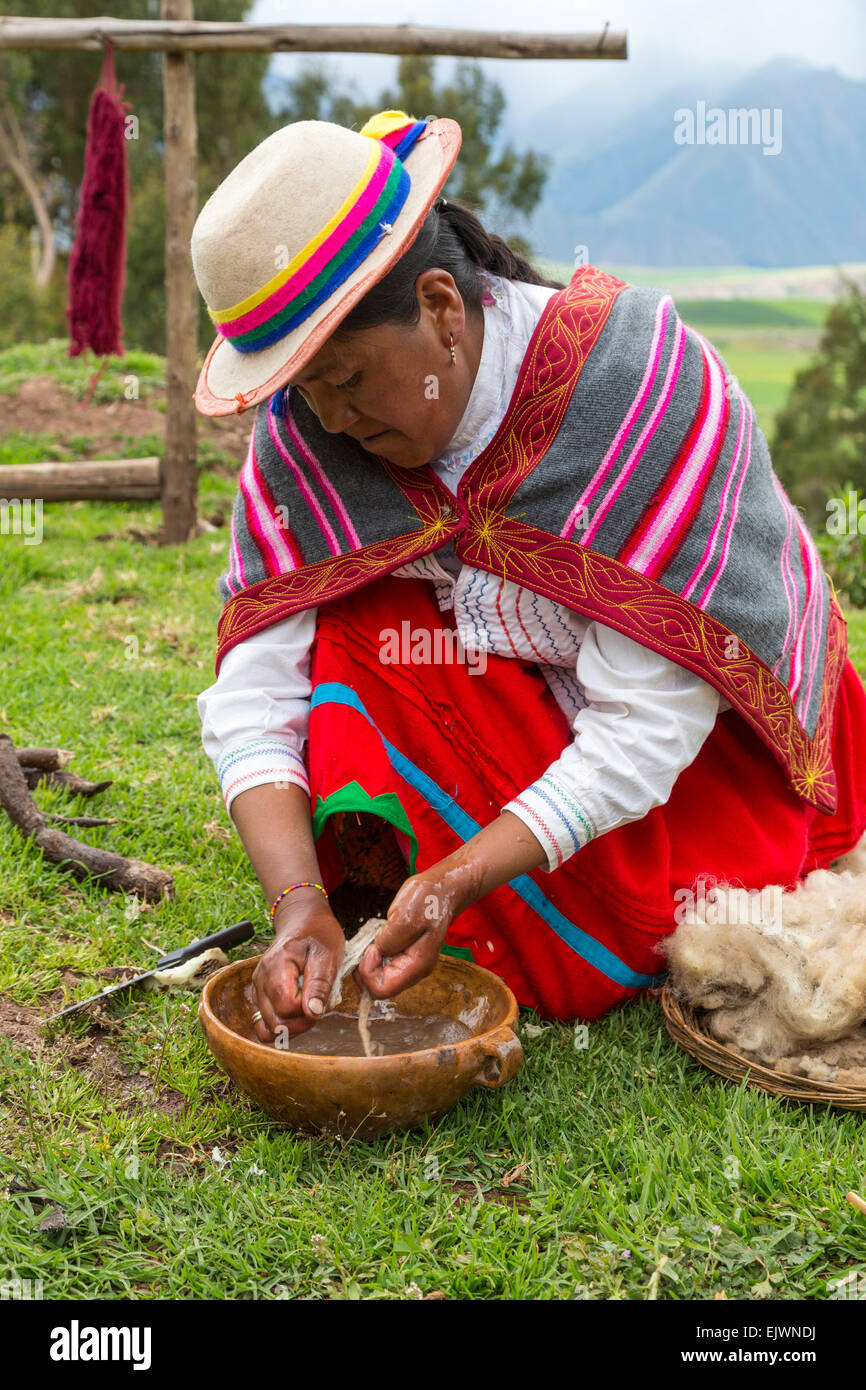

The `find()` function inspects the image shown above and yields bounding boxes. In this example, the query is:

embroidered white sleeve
[197,610,317,817]
[503,622,721,871]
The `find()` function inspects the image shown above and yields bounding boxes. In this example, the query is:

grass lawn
[0,479,865,1301]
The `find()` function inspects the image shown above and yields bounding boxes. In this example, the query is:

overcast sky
[251,0,866,118]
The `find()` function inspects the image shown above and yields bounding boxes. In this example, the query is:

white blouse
[198,274,721,871]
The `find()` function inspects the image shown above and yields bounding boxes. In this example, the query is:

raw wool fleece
[663,830,866,1065]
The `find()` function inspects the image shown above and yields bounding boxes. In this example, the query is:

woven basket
[661,981,866,1111]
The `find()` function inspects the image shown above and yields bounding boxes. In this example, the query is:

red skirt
[306,575,866,1021]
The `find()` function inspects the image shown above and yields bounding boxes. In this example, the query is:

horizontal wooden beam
[0,17,627,59]
[0,457,161,501]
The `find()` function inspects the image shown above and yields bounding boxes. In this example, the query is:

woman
[193,111,866,1043]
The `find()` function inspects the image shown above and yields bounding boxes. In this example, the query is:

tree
[772,278,866,525]
[272,55,550,248]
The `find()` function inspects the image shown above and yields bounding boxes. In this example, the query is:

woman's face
[289,269,484,470]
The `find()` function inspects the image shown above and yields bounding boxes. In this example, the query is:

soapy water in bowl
[284,998,473,1057]
[246,919,476,1057]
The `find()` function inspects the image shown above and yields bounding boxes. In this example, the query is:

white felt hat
[191,111,461,417]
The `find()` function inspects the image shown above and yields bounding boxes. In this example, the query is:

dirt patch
[0,376,251,466]
[0,969,96,1052]
[0,986,186,1117]
[0,992,47,1054]
[444,1179,530,1211]
[66,1034,186,1117]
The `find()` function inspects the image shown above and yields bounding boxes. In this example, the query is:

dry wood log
[0,736,173,902]
[15,747,74,771]
[0,18,627,59]
[19,767,113,796]
[0,458,161,502]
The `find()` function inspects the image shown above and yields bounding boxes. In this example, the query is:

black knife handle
[157,920,255,968]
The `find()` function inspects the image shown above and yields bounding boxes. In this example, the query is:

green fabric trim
[311,781,418,875]
[440,943,474,963]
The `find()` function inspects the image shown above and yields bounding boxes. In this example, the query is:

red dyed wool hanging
[66,40,130,358]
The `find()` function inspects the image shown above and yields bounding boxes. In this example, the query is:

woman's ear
[414,268,466,347]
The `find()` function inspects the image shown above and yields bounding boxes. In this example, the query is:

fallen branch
[19,767,113,797]
[0,735,173,902]
[14,747,75,771]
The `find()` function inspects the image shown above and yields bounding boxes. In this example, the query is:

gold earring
[449,333,456,366]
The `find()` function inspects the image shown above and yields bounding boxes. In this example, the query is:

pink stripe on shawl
[682,383,748,602]
[225,518,246,598]
[267,410,341,556]
[695,399,754,609]
[236,430,304,582]
[581,315,687,548]
[789,514,824,716]
[625,338,727,573]
[770,474,799,675]
[283,401,362,551]
[800,558,825,720]
[561,295,673,541]
[224,433,256,596]
[788,525,812,700]
[220,148,393,337]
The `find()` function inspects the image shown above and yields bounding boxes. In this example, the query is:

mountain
[528,60,866,267]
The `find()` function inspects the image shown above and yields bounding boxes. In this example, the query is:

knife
[44,920,256,1023]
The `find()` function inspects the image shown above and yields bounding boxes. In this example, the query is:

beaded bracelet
[270,881,328,922]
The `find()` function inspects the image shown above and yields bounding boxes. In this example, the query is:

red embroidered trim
[216,519,461,667]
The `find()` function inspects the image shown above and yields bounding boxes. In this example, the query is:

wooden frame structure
[0,15,627,542]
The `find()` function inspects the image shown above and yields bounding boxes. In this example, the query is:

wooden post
[160,0,198,543]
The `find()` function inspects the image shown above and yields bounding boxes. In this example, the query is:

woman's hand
[251,889,345,1042]
[356,855,481,998]
[356,811,548,1000]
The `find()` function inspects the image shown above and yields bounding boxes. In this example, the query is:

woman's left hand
[356,855,480,998]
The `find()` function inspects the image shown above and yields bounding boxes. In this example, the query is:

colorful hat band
[379,118,428,159]
[210,115,428,355]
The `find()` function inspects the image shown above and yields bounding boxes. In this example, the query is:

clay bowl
[199,953,522,1139]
